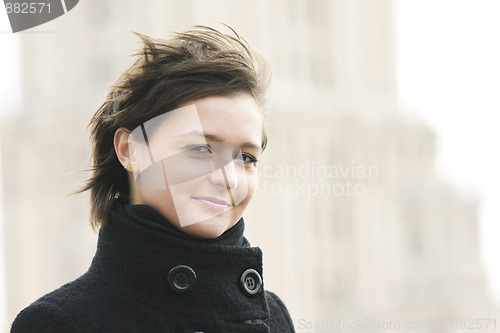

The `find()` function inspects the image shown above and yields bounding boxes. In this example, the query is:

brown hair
[80,25,271,230]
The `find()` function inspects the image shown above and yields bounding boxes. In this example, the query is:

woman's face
[126,93,263,239]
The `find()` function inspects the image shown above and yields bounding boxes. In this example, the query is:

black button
[240,268,262,296]
[168,265,197,293]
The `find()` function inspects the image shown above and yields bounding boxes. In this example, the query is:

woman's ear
[114,127,132,168]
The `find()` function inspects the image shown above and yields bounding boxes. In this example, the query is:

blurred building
[2,0,497,332]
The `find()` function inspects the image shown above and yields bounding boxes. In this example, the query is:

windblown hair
[80,25,271,230]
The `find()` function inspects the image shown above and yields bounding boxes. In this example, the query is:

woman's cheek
[245,170,259,198]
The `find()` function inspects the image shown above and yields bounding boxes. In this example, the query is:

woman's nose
[209,161,239,189]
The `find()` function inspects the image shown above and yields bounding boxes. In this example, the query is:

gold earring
[125,165,134,173]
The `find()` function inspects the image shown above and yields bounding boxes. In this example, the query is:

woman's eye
[235,152,258,165]
[185,144,212,154]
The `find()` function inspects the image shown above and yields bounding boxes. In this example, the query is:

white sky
[0,5,20,332]
[396,0,500,305]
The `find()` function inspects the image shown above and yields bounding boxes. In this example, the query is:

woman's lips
[193,197,231,211]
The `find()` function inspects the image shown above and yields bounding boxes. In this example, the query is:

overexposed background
[1,1,499,332]
[396,0,500,306]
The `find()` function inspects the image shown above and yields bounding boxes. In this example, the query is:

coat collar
[88,200,270,323]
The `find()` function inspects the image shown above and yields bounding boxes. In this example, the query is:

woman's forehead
[132,95,263,146]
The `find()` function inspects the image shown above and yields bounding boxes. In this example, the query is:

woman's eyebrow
[178,131,261,150]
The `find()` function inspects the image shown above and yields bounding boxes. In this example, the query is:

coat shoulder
[11,298,83,333]
[265,290,296,332]
[10,274,99,333]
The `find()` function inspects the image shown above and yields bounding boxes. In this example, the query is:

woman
[11,26,295,332]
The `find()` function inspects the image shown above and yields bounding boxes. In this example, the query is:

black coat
[11,201,295,332]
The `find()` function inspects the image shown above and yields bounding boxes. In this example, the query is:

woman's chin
[180,218,231,239]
